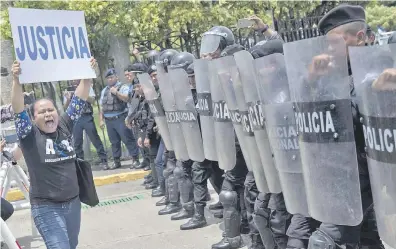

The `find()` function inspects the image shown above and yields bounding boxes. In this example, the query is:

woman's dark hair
[29,98,57,119]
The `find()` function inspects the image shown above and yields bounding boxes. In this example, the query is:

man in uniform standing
[283,5,384,249]
[99,68,140,170]
[64,80,108,169]
[124,63,150,171]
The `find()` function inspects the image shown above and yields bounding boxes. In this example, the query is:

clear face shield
[200,34,222,59]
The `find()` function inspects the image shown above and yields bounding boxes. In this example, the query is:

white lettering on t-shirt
[46,139,55,155]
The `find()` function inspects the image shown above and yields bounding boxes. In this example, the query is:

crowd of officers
[75,3,394,249]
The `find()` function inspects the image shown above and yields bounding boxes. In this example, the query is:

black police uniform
[181,86,224,230]
[127,89,150,171]
[126,94,161,188]
[70,93,107,164]
[155,49,183,216]
[298,5,383,249]
[247,36,293,249]
[244,172,274,249]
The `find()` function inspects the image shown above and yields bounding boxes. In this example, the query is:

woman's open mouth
[45,120,55,129]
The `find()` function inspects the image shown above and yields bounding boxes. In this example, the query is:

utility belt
[104,112,127,121]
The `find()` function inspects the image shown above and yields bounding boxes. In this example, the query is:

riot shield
[253,52,309,216]
[194,59,218,161]
[349,44,396,247]
[168,67,206,162]
[138,73,173,151]
[284,35,362,225]
[156,62,190,161]
[209,58,236,170]
[216,55,270,193]
[235,50,283,195]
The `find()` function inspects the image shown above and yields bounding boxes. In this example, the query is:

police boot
[145,182,158,189]
[156,181,168,206]
[99,159,109,170]
[209,201,223,210]
[180,204,207,230]
[109,158,121,170]
[156,196,169,206]
[131,156,141,169]
[158,202,181,215]
[171,202,194,220]
[134,157,148,170]
[143,176,153,185]
[249,234,265,249]
[152,183,165,197]
[146,163,159,189]
[158,174,181,215]
[172,163,194,220]
[212,191,242,249]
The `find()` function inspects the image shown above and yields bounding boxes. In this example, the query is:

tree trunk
[1,40,14,105]
[107,34,131,84]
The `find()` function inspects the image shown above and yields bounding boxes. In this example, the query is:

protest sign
[8,8,96,84]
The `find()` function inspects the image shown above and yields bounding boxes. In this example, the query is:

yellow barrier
[6,170,149,202]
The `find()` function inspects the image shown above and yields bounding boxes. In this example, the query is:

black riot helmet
[146,50,160,66]
[169,52,195,72]
[200,26,235,56]
[157,49,179,71]
[186,63,194,76]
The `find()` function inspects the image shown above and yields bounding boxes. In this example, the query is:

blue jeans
[31,197,81,249]
[155,139,166,185]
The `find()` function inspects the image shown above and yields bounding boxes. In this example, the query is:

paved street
[6,179,250,249]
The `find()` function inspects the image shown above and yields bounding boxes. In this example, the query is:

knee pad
[173,163,184,180]
[308,230,335,249]
[163,168,173,178]
[219,190,238,208]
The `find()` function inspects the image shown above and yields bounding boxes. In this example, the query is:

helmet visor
[200,35,221,55]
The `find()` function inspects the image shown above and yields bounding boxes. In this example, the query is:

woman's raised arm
[74,57,98,101]
[11,61,24,114]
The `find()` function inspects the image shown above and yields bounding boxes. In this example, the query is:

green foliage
[366,4,396,31]
[5,0,393,56]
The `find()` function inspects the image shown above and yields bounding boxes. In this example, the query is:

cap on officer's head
[148,64,157,75]
[105,68,116,78]
[249,39,284,59]
[125,63,148,74]
[318,4,365,34]
[318,4,366,34]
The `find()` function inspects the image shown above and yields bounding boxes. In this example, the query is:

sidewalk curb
[5,170,149,202]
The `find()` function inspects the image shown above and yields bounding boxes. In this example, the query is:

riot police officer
[282,5,384,249]
[145,50,160,66]
[198,25,250,249]
[125,65,163,194]
[99,69,140,170]
[155,49,184,215]
[124,63,151,171]
[166,52,197,221]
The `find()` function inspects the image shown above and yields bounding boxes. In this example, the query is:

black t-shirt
[20,113,78,204]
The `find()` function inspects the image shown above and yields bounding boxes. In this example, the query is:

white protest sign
[8,8,96,84]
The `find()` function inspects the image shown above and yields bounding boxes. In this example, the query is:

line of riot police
[132,4,395,249]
